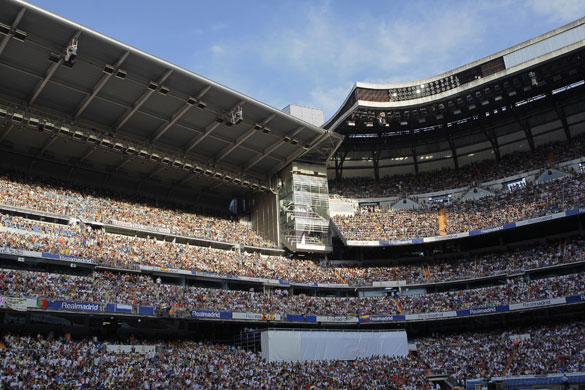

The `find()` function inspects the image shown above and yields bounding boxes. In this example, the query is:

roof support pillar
[334,149,347,181]
[412,145,419,175]
[553,99,571,141]
[480,122,500,161]
[372,149,381,181]
[447,134,459,170]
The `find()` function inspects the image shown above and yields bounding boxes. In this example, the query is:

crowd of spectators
[329,134,585,199]
[1,266,584,317]
[0,173,275,248]
[334,172,585,241]
[336,238,585,285]
[417,321,585,379]
[1,213,585,286]
[1,321,584,388]
[0,334,428,389]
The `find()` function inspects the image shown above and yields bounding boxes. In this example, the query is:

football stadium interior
[0,0,585,388]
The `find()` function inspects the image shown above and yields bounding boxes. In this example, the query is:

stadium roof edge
[323,15,585,129]
[9,0,340,141]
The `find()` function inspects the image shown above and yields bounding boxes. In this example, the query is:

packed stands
[417,321,585,378]
[1,321,584,388]
[1,265,584,317]
[334,172,585,241]
[329,135,585,199]
[1,213,585,285]
[0,173,276,248]
[0,334,428,389]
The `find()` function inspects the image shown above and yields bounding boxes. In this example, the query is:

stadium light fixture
[63,37,78,68]
[0,23,10,35]
[13,29,27,42]
[103,64,115,74]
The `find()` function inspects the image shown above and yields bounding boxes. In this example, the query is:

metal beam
[114,156,134,172]
[272,131,330,174]
[0,7,26,57]
[79,146,97,163]
[39,134,58,155]
[412,145,419,174]
[0,123,14,143]
[515,114,535,153]
[74,51,130,119]
[150,103,192,143]
[114,69,173,132]
[447,134,458,169]
[139,166,166,186]
[150,85,211,144]
[183,121,220,153]
[29,30,82,106]
[553,99,572,141]
[479,121,500,161]
[244,125,304,171]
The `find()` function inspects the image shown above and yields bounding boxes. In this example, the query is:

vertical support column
[372,149,381,181]
[514,112,535,153]
[334,150,347,181]
[412,145,419,174]
[480,122,501,161]
[553,99,572,141]
[447,134,459,170]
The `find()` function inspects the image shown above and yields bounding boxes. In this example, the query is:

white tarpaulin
[261,330,408,362]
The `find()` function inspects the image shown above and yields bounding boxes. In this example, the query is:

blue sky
[27,0,585,122]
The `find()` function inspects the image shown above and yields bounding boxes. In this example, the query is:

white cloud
[527,0,585,23]
[200,0,581,119]
[210,44,224,56]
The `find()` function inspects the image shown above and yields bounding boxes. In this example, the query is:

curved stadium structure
[0,1,584,388]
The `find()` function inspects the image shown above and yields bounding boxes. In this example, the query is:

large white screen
[261,330,408,362]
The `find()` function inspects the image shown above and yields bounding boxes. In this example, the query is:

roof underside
[0,0,343,205]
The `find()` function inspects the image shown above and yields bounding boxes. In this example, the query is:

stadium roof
[323,17,585,178]
[0,0,343,201]
[324,16,585,132]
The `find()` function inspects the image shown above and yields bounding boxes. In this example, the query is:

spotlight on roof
[63,37,78,68]
[228,105,243,125]
[377,112,386,126]
[529,71,538,87]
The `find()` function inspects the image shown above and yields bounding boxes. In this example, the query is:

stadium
[0,0,584,388]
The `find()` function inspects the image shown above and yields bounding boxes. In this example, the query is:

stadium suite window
[505,178,526,192]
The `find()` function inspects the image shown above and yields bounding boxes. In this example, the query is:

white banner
[315,316,358,323]
[232,312,281,321]
[106,345,156,354]
[261,330,408,362]
[3,297,27,311]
